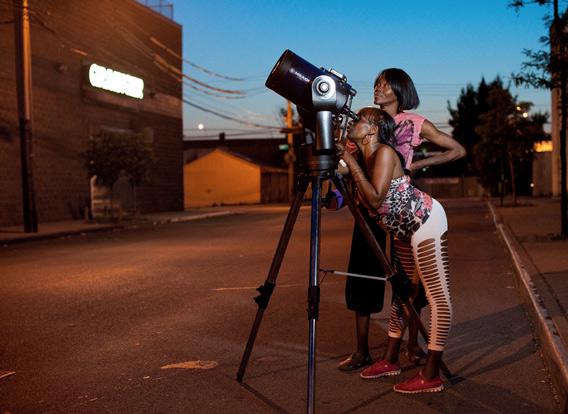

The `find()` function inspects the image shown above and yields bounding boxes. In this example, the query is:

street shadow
[339,305,555,413]
[243,346,362,382]
[339,388,392,413]
[226,304,553,413]
[445,305,538,380]
[238,382,290,414]
[240,305,535,385]
[339,375,559,414]
[417,376,557,414]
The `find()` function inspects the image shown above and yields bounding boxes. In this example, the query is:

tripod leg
[307,174,322,414]
[236,175,310,382]
[332,173,453,379]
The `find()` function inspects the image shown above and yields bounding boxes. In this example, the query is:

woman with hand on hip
[341,69,465,369]
[339,107,453,393]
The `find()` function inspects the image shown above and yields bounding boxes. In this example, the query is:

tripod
[236,153,452,413]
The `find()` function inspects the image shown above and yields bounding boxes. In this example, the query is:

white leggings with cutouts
[387,199,452,352]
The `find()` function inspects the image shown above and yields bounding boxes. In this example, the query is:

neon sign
[88,63,144,99]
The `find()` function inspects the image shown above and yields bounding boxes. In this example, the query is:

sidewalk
[0,207,237,245]
[488,196,568,410]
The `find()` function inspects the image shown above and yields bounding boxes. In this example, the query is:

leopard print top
[369,175,433,241]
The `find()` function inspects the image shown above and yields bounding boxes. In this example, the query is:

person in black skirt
[338,202,387,370]
[333,68,465,371]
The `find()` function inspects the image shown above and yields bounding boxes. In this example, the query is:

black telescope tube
[265,50,325,111]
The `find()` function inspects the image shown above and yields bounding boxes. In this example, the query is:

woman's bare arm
[340,146,397,210]
[408,120,466,174]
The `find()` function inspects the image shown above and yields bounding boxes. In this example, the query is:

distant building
[183,137,289,167]
[183,138,290,207]
[533,140,553,196]
[0,0,183,226]
[184,148,288,207]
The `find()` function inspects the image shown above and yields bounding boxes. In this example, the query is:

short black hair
[375,68,420,110]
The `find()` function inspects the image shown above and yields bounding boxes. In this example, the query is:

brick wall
[0,0,183,226]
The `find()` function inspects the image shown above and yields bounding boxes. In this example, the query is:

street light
[516,103,530,119]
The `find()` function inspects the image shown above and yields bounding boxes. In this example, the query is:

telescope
[265,50,358,170]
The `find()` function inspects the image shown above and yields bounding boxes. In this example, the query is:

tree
[474,82,547,205]
[83,130,127,214]
[448,78,490,175]
[474,82,516,200]
[509,0,568,235]
[122,134,155,214]
[449,76,548,201]
[83,131,155,217]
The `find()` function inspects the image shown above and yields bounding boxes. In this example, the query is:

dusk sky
[170,1,558,140]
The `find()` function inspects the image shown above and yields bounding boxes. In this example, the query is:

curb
[487,200,568,411]
[0,211,236,246]
[0,225,124,246]
[144,211,236,225]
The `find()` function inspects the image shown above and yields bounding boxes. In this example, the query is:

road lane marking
[212,283,303,291]
[160,360,218,370]
[0,370,15,380]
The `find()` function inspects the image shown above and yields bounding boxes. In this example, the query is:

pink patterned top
[371,175,433,241]
[393,112,426,169]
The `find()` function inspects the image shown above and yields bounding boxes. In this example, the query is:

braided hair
[357,107,405,167]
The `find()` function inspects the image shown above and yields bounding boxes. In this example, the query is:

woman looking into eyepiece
[339,68,465,372]
[338,107,453,393]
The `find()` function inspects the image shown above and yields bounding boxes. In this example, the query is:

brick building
[0,0,183,227]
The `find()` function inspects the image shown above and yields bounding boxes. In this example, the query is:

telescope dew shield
[265,49,325,111]
[266,49,355,115]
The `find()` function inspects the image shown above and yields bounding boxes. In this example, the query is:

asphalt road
[0,200,561,413]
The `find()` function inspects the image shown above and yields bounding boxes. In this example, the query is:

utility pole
[553,0,568,236]
[285,100,296,201]
[14,0,38,232]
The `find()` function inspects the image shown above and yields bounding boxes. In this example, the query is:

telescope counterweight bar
[320,268,386,282]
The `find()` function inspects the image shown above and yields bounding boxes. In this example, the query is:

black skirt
[345,208,387,314]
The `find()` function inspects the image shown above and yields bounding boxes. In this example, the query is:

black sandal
[337,353,373,371]
[404,346,427,365]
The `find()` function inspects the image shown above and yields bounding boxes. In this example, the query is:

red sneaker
[393,371,444,394]
[360,360,401,379]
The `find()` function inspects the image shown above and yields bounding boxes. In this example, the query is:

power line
[150,36,247,81]
[27,3,278,125]
[110,24,246,95]
[184,130,283,139]
[28,2,247,98]
[26,2,180,96]
[109,11,253,95]
[182,98,280,129]
[7,1,279,130]
[183,91,278,124]
[114,6,253,82]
